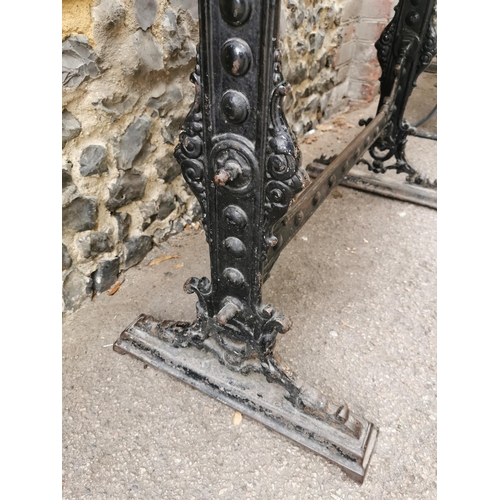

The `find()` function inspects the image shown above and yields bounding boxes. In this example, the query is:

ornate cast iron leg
[357,0,437,188]
[114,0,377,483]
[310,0,437,208]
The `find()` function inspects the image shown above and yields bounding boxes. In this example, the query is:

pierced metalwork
[357,118,437,189]
[357,0,437,190]
[114,0,437,483]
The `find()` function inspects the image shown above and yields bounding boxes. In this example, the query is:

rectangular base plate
[340,167,437,209]
[114,315,378,483]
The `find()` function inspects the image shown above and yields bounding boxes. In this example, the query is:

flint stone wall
[62,0,392,313]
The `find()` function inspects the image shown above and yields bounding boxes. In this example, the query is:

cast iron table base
[114,0,437,483]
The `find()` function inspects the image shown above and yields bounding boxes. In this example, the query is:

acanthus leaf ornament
[263,49,308,256]
[375,16,397,82]
[174,46,209,235]
[415,8,437,81]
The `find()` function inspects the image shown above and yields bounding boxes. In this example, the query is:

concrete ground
[63,72,437,499]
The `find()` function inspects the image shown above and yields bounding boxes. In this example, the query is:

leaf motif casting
[174,46,208,234]
[263,49,308,255]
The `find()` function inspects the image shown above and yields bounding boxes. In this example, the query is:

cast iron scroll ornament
[263,49,308,256]
[358,0,437,189]
[115,0,385,483]
[168,2,310,379]
[174,47,208,236]
[168,1,337,412]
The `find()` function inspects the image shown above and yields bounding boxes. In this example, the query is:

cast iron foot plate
[307,160,436,209]
[340,168,437,209]
[114,314,378,483]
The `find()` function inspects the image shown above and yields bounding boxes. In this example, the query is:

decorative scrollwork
[174,46,208,233]
[375,16,397,82]
[184,276,212,320]
[262,49,308,256]
[359,2,437,191]
[358,119,437,189]
[256,303,291,357]
[415,8,437,82]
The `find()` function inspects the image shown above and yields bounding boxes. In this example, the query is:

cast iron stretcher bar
[264,95,393,279]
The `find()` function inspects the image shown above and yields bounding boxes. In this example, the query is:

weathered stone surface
[157,191,176,220]
[62,186,79,208]
[162,9,197,68]
[139,201,158,230]
[152,228,168,244]
[309,30,325,55]
[62,244,73,271]
[92,0,126,30]
[131,140,156,168]
[79,145,108,176]
[62,35,101,89]
[62,170,73,190]
[320,90,332,114]
[92,258,120,293]
[295,40,308,57]
[63,269,93,312]
[170,0,198,22]
[62,110,81,148]
[160,114,184,145]
[170,219,185,235]
[324,4,341,27]
[287,63,307,85]
[185,197,202,223]
[94,93,139,121]
[283,93,294,113]
[135,0,157,30]
[114,212,131,241]
[293,104,304,121]
[152,218,185,244]
[160,127,175,145]
[297,76,336,100]
[62,179,78,207]
[292,121,304,138]
[78,232,114,259]
[305,96,320,112]
[303,120,313,133]
[278,0,355,146]
[133,30,164,72]
[309,61,320,80]
[115,115,152,170]
[163,8,178,35]
[320,51,334,69]
[336,64,349,84]
[62,161,73,190]
[146,83,182,117]
[155,156,181,183]
[63,197,98,232]
[288,0,305,29]
[106,171,147,211]
[123,235,153,269]
[323,97,349,120]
